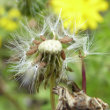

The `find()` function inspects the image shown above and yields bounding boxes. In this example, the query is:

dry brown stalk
[53,82,109,110]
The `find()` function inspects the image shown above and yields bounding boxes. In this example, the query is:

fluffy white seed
[38,40,62,53]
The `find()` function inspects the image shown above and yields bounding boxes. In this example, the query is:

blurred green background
[0,0,110,110]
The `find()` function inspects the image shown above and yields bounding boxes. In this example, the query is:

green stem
[50,76,55,110]
[25,0,31,15]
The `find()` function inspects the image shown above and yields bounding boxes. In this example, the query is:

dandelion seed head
[8,13,90,92]
[38,40,62,53]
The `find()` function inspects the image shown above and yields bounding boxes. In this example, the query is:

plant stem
[50,76,55,110]
[81,57,86,93]
[79,51,86,93]
[25,0,31,15]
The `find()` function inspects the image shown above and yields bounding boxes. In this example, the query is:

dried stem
[53,85,109,110]
[50,76,56,110]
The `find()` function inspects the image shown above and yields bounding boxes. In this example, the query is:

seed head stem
[81,57,86,93]
[50,76,56,110]
[79,51,86,93]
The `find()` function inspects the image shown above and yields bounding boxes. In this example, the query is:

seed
[59,36,73,43]
[33,40,41,45]
[26,47,38,55]
[40,35,46,41]
[61,50,66,60]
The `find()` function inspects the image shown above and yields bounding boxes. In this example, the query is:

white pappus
[8,14,92,93]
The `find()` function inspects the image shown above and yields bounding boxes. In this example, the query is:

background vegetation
[0,0,110,110]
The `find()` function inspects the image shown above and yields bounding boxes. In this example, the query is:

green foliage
[18,0,48,16]
[0,0,110,110]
